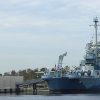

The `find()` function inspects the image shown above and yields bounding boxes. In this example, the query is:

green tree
[4,72,10,76]
[11,70,17,76]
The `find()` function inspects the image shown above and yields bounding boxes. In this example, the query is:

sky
[0,0,100,73]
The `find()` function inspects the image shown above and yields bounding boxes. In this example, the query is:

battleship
[42,18,100,93]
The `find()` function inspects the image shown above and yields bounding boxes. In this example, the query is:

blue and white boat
[42,18,100,93]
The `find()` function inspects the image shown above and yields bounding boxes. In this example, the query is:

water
[0,94,99,100]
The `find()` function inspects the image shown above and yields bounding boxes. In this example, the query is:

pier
[16,79,45,95]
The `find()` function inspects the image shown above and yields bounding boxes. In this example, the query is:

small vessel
[42,18,100,93]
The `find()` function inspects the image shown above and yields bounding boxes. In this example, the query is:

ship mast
[91,17,99,65]
[94,17,98,47]
[94,17,99,65]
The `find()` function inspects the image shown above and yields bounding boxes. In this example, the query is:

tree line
[0,66,72,81]
[1,68,46,81]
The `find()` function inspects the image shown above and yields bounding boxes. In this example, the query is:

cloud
[1,0,99,29]
[0,0,100,73]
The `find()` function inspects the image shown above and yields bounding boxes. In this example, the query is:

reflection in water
[0,94,100,100]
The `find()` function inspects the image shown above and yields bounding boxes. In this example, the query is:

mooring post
[10,88,12,94]
[15,84,20,95]
[32,83,37,95]
[4,89,7,94]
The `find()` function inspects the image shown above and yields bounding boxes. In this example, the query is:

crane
[57,52,67,70]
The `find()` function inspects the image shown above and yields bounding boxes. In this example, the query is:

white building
[0,76,23,89]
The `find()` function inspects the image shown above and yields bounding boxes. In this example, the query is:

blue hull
[43,77,100,92]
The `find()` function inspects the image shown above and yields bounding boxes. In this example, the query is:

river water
[0,94,99,100]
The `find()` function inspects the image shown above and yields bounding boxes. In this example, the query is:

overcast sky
[0,0,100,73]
